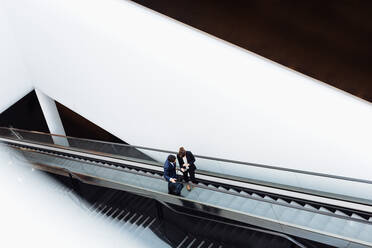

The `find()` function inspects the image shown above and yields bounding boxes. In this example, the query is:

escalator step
[206,243,214,248]
[195,240,206,248]
[252,193,262,198]
[111,209,125,219]
[289,201,302,207]
[319,207,332,213]
[351,213,366,220]
[125,213,138,225]
[117,211,130,222]
[176,236,189,248]
[95,205,107,214]
[263,195,274,201]
[228,188,238,194]
[130,214,144,226]
[142,216,155,228]
[217,186,227,191]
[137,216,150,228]
[121,212,135,222]
[239,191,250,196]
[198,182,208,187]
[185,237,197,248]
[107,208,120,218]
[104,207,116,216]
[102,206,113,215]
[335,210,348,216]
[304,204,317,210]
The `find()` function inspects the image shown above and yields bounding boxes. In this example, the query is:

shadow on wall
[55,101,127,143]
[0,90,50,132]
[0,89,127,144]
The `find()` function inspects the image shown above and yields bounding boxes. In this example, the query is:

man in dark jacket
[164,154,183,195]
[177,147,197,191]
[164,154,177,183]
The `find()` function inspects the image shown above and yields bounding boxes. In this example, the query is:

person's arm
[164,162,176,182]
[164,163,171,182]
[177,155,184,166]
[177,155,186,172]
[188,151,196,165]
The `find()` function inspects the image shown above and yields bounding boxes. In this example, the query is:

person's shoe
[186,184,191,191]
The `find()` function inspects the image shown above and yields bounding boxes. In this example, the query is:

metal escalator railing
[1,128,370,213]
[1,127,372,247]
[2,129,369,219]
[1,127,372,211]
[3,143,304,248]
[1,127,372,205]
[6,142,372,247]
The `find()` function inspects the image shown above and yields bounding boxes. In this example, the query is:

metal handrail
[3,134,372,225]
[25,143,372,224]
[1,126,372,185]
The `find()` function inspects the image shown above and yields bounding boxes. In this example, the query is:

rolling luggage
[168,181,183,196]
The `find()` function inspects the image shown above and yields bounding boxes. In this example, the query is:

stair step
[351,213,365,220]
[228,188,239,194]
[239,191,250,196]
[304,204,317,210]
[289,201,302,207]
[196,240,206,248]
[307,209,332,230]
[207,184,217,189]
[186,238,197,248]
[177,236,189,248]
[276,198,287,204]
[251,193,262,198]
[264,195,274,201]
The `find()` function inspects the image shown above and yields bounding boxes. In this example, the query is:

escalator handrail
[4,130,372,212]
[4,136,372,225]
[1,126,372,185]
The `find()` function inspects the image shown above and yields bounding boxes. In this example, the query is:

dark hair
[167,154,176,162]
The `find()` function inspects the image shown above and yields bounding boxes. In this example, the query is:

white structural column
[35,89,69,146]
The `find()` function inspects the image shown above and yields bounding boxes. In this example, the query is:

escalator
[1,127,371,247]
[48,173,302,248]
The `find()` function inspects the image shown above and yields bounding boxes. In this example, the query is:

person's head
[178,147,186,157]
[167,154,176,163]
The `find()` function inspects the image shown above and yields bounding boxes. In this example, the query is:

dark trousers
[182,165,196,183]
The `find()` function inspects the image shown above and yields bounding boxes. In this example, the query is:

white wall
[0,7,32,113]
[2,0,372,182]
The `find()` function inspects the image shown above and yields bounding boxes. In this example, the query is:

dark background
[0,91,50,133]
[131,0,372,102]
[0,89,126,142]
